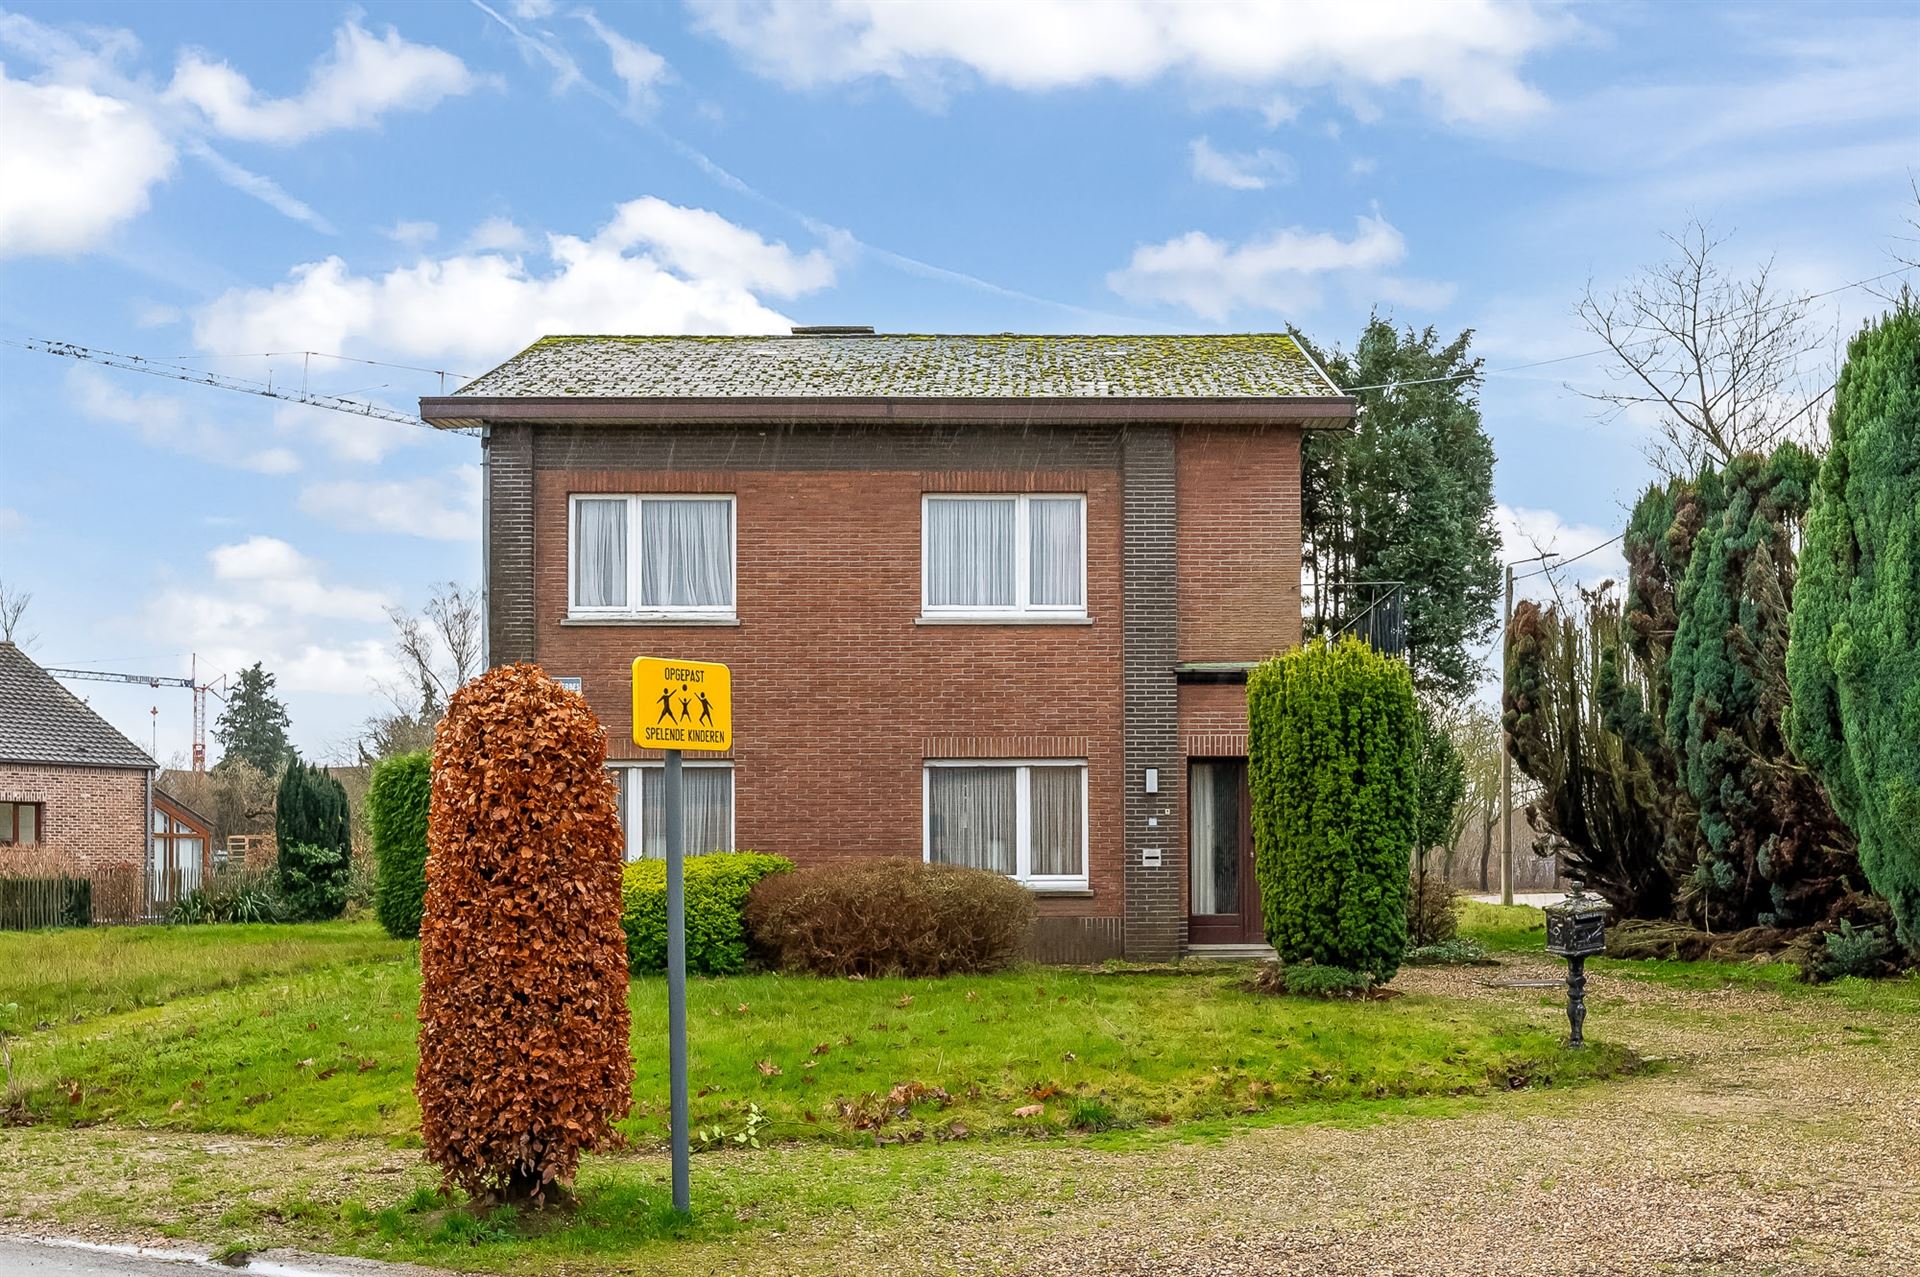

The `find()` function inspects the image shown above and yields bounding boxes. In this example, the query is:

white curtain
[928,767,1017,873]
[1029,766,1083,876]
[1189,762,1241,915]
[641,499,733,609]
[926,498,1016,608]
[639,768,734,859]
[573,498,628,608]
[609,767,633,858]
[1028,498,1084,607]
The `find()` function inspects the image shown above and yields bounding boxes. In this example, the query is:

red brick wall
[531,467,1127,918]
[0,763,146,875]
[1176,424,1303,663]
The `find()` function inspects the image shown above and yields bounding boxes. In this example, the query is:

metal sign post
[631,657,733,1218]
[663,746,689,1214]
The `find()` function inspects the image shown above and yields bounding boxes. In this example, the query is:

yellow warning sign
[632,657,732,751]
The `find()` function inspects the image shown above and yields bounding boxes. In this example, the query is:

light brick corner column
[1120,425,1184,960]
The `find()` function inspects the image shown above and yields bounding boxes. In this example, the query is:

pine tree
[215,663,292,776]
[1297,317,1502,700]
[274,759,351,921]
[1787,303,1920,945]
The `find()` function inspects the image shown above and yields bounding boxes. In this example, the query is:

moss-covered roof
[454,333,1342,400]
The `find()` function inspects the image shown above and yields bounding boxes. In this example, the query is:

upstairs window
[570,495,735,619]
[922,494,1085,617]
[0,801,41,845]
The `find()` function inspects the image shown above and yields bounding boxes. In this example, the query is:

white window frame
[607,761,736,862]
[921,759,1089,890]
[567,494,737,621]
[920,493,1088,620]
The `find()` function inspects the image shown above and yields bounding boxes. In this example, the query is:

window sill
[562,615,740,627]
[916,614,1093,626]
[1026,886,1095,898]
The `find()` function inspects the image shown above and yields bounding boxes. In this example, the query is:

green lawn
[1457,899,1548,952]
[8,934,1633,1144]
[0,922,412,1027]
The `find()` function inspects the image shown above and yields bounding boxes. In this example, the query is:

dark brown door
[1187,759,1262,945]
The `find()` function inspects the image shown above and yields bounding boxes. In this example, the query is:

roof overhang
[418,394,1358,432]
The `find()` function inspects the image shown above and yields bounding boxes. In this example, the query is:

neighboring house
[0,640,209,919]
[421,331,1354,961]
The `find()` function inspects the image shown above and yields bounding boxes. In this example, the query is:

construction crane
[45,656,227,771]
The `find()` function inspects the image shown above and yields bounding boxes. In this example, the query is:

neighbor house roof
[420,332,1355,429]
[0,641,157,770]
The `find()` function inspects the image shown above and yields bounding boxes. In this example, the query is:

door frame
[1185,757,1262,946]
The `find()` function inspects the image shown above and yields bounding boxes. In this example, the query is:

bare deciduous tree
[358,581,482,762]
[1576,220,1827,478]
[0,578,33,647]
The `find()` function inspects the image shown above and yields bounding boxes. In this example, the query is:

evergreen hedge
[369,751,431,940]
[619,852,791,975]
[1787,304,1920,945]
[274,759,351,922]
[1248,637,1420,983]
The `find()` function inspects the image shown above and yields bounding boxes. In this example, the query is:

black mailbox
[1543,885,1610,1046]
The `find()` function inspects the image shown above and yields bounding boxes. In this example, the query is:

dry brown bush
[416,664,632,1202]
[745,858,1035,977]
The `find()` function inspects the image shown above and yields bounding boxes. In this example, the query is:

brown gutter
[418,394,1358,431]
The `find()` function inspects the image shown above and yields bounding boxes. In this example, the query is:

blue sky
[1,0,1915,761]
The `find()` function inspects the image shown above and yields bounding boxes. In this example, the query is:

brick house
[0,640,211,920]
[421,332,1353,960]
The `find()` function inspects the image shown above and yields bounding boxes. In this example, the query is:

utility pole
[1499,564,1514,907]
[1498,550,1559,907]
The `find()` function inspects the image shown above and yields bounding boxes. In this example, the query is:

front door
[1187,759,1262,945]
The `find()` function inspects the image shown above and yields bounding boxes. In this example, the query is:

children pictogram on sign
[655,685,679,724]
[697,690,715,726]
[632,658,732,751]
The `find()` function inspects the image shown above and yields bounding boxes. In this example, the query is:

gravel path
[811,957,1920,1277]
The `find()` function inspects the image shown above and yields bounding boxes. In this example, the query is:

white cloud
[383,218,439,248]
[299,466,481,542]
[689,0,1562,123]
[580,11,669,110]
[194,197,835,365]
[1188,136,1293,190]
[1109,212,1450,320]
[509,0,558,18]
[72,368,302,474]
[0,66,176,257]
[269,401,422,466]
[1496,504,1627,597]
[207,536,389,621]
[465,215,531,253]
[184,138,336,234]
[0,508,23,536]
[166,19,481,144]
[133,299,183,327]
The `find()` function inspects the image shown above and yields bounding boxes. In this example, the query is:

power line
[1337,265,1913,395]
[3,338,476,435]
[1512,532,1626,582]
[165,349,474,386]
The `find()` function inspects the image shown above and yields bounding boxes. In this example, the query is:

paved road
[0,1239,431,1277]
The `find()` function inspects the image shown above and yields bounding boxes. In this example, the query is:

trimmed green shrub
[275,759,350,921]
[369,751,430,939]
[277,842,348,922]
[745,858,1035,977]
[1249,637,1420,983]
[1787,304,1920,946]
[620,852,792,975]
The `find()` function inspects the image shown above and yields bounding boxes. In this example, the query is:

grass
[0,921,411,1027]
[1457,900,1548,953]
[8,950,1634,1143]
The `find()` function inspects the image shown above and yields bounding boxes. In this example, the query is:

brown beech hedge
[417,664,632,1201]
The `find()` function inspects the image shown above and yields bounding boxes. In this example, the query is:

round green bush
[620,852,792,975]
[369,751,430,939]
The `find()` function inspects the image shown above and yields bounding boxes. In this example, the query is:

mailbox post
[1543,884,1610,1047]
